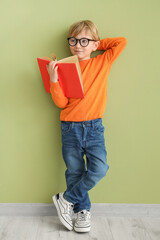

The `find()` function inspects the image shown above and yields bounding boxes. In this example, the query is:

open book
[37,53,84,98]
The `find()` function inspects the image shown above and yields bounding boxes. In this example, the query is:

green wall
[0,0,160,204]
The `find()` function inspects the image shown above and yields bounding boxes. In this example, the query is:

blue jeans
[61,118,109,213]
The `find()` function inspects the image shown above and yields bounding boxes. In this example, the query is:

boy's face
[69,30,99,61]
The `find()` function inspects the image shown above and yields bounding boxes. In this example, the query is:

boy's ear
[93,40,100,51]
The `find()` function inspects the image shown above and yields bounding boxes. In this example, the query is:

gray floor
[0,215,160,240]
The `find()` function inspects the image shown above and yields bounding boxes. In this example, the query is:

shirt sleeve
[50,81,69,108]
[97,37,127,65]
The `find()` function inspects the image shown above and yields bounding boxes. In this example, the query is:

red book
[37,54,84,98]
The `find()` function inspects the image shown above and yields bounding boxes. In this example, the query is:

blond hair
[68,20,100,40]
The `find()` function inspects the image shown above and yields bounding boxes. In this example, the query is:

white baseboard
[0,203,160,217]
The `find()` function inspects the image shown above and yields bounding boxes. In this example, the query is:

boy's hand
[46,60,58,83]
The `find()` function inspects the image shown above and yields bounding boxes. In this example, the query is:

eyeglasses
[67,37,97,47]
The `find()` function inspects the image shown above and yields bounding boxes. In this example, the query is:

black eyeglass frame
[67,37,98,47]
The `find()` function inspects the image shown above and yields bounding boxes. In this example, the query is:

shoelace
[78,211,90,221]
[66,203,74,219]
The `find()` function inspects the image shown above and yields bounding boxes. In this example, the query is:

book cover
[37,55,84,99]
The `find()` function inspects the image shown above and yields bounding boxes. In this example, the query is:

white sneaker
[74,210,91,232]
[52,192,74,231]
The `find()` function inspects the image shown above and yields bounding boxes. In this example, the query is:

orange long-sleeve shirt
[50,37,127,121]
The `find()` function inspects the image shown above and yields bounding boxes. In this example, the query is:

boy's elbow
[59,102,68,109]
[119,37,127,51]
[122,37,127,46]
[50,94,68,109]
[54,99,68,109]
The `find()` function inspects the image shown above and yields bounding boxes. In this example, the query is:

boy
[47,20,127,233]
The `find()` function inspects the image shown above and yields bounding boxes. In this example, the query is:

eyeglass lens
[68,38,89,47]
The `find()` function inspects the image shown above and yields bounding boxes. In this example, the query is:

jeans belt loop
[91,120,94,128]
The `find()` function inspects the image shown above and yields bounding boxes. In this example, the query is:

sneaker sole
[74,225,91,233]
[52,194,73,231]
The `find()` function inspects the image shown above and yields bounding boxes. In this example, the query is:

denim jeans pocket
[61,122,72,135]
[94,123,105,134]
[88,123,105,137]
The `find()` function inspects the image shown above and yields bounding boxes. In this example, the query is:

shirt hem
[60,115,103,122]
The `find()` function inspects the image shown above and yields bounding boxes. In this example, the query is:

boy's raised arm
[97,37,127,64]
[50,81,69,108]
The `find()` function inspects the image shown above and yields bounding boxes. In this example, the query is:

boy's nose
[76,41,81,47]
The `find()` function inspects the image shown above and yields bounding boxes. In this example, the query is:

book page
[58,55,78,63]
